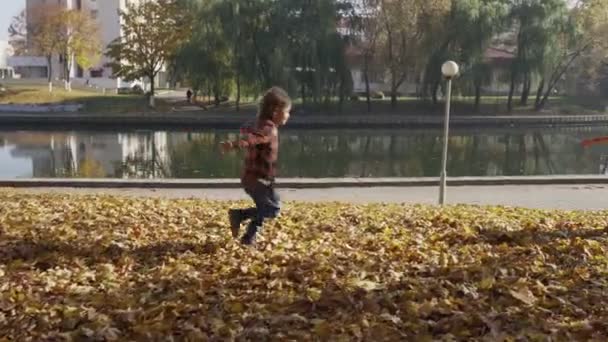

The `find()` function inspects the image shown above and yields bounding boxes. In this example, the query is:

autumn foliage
[1,192,607,340]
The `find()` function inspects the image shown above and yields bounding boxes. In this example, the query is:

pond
[0,127,607,179]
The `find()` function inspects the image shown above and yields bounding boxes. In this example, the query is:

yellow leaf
[479,275,495,290]
[509,287,537,305]
[352,279,383,292]
[313,320,332,337]
[227,302,245,314]
[307,287,322,301]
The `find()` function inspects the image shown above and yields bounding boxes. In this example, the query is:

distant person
[186,89,193,103]
[220,87,292,245]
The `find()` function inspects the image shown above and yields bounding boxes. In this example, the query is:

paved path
[10,184,608,211]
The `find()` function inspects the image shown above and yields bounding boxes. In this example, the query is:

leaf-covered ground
[1,192,607,341]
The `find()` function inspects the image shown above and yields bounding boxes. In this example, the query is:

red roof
[484,47,515,60]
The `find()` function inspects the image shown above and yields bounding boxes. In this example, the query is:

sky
[0,0,25,41]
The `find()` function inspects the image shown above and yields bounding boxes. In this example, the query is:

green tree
[504,0,570,111]
[354,0,382,112]
[533,0,602,110]
[454,0,509,112]
[379,0,451,108]
[106,0,191,107]
[8,10,28,56]
[55,9,101,91]
[568,0,608,97]
[28,4,64,92]
[177,0,234,106]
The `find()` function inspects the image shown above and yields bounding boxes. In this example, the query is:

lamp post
[439,61,459,205]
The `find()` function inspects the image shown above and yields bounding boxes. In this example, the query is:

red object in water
[581,136,608,147]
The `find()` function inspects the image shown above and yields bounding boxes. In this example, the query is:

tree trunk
[507,70,516,112]
[64,53,73,92]
[234,2,241,112]
[432,80,440,105]
[363,55,372,113]
[338,69,346,113]
[236,71,241,112]
[47,55,53,93]
[534,78,545,108]
[391,77,398,109]
[535,50,585,111]
[214,85,220,106]
[386,26,397,109]
[536,90,550,111]
[520,72,531,106]
[474,81,482,113]
[149,75,156,107]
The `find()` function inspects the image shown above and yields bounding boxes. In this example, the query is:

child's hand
[237,140,249,148]
[219,141,232,154]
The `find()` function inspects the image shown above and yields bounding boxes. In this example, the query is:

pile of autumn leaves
[1,192,607,341]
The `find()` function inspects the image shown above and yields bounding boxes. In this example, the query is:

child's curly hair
[258,87,291,121]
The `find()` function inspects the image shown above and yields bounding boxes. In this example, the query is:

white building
[0,40,15,79]
[7,56,46,78]
[23,0,164,90]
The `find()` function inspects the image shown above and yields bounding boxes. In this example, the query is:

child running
[220,87,291,245]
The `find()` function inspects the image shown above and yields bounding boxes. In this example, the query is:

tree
[8,10,28,55]
[277,0,351,107]
[533,0,604,110]
[55,10,101,91]
[379,0,450,108]
[28,4,64,92]
[221,0,246,111]
[454,0,509,112]
[21,5,100,92]
[569,0,608,97]
[420,0,462,104]
[177,0,234,106]
[505,0,570,111]
[106,0,191,107]
[354,0,382,112]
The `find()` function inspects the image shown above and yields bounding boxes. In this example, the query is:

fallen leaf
[509,286,537,305]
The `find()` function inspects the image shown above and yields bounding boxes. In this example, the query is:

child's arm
[220,127,275,153]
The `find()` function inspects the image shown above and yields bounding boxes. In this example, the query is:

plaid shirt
[236,119,279,187]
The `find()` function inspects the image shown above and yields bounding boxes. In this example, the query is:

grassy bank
[1,192,607,340]
[1,83,605,116]
[0,84,173,113]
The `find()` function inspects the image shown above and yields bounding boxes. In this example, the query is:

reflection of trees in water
[167,130,592,178]
[284,131,599,177]
[0,129,605,178]
[169,132,242,178]
[116,132,170,179]
[117,130,608,177]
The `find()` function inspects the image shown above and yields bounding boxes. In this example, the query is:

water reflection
[1,131,173,178]
[0,128,606,179]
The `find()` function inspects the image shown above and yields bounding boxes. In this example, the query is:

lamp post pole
[439,61,459,205]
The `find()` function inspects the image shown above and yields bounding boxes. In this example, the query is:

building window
[90,68,103,78]
[91,10,98,19]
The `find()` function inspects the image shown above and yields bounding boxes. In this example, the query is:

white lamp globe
[441,61,459,78]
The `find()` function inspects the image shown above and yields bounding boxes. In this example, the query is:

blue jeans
[240,180,281,242]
